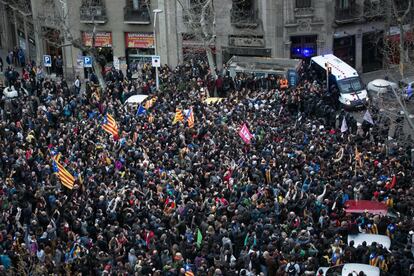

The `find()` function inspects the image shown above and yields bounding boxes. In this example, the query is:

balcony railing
[230,8,260,28]
[124,6,151,24]
[334,4,362,24]
[80,5,108,24]
[363,0,386,20]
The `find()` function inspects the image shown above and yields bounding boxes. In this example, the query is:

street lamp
[153,8,162,91]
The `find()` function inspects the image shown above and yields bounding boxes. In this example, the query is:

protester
[0,59,412,276]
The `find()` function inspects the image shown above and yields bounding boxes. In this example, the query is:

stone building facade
[0,0,409,78]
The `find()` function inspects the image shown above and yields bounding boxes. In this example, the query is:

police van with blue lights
[310,54,368,109]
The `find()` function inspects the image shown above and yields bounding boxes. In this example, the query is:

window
[296,0,311,8]
[126,0,149,10]
[337,77,364,93]
[337,0,351,9]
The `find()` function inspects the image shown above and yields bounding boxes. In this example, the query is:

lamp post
[153,8,162,91]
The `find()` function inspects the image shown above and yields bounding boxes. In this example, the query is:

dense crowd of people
[0,59,413,275]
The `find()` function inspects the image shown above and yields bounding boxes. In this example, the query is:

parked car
[316,263,380,276]
[399,78,414,100]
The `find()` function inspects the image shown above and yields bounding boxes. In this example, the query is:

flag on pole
[173,109,185,124]
[239,123,253,144]
[341,117,348,133]
[102,114,119,140]
[50,148,62,162]
[355,146,363,168]
[186,107,195,128]
[363,110,374,125]
[385,175,397,190]
[196,229,203,248]
[52,156,75,190]
[265,169,271,183]
[136,104,146,116]
[148,114,154,123]
[144,97,157,110]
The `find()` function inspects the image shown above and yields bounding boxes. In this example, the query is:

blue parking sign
[83,56,92,68]
[43,55,52,67]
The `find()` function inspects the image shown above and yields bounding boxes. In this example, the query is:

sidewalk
[0,48,24,75]
[361,66,414,84]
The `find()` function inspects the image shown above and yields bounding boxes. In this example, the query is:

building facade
[0,0,411,78]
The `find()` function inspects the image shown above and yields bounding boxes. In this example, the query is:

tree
[391,0,413,79]
[35,0,106,87]
[177,0,217,79]
[366,0,414,139]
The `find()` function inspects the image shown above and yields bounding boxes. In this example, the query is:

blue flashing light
[292,47,315,58]
[302,48,313,57]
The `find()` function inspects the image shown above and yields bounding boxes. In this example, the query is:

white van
[317,263,380,276]
[310,54,368,108]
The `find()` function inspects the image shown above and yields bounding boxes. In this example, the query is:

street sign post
[83,56,93,68]
[43,55,52,67]
[152,55,161,90]
[152,55,160,68]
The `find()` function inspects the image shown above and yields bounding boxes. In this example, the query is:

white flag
[363,110,374,125]
[341,117,348,133]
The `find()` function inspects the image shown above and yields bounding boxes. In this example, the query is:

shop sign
[125,32,154,49]
[82,31,112,47]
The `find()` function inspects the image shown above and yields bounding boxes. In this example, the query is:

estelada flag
[239,123,253,144]
[52,157,75,190]
[172,109,184,124]
[186,107,195,128]
[102,114,119,140]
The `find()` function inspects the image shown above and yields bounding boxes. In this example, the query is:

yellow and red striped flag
[172,109,184,124]
[144,97,157,110]
[52,157,75,190]
[148,114,154,123]
[187,107,195,128]
[102,114,119,139]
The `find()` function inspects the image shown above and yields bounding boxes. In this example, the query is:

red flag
[239,124,253,144]
[385,175,396,190]
[145,230,155,248]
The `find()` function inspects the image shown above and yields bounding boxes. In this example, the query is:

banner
[239,124,253,144]
[82,31,112,47]
[125,32,154,49]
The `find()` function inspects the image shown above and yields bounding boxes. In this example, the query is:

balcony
[230,8,260,28]
[334,4,362,24]
[363,0,386,20]
[80,5,108,24]
[124,6,151,24]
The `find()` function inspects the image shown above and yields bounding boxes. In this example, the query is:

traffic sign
[83,56,93,68]
[43,55,52,67]
[152,55,160,68]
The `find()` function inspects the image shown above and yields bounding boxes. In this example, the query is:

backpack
[287,263,297,276]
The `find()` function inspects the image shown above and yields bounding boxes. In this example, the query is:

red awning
[386,31,414,43]
[344,200,387,215]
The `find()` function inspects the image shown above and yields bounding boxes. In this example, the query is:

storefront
[384,25,414,65]
[82,31,113,67]
[362,31,383,72]
[125,32,155,68]
[333,35,356,67]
